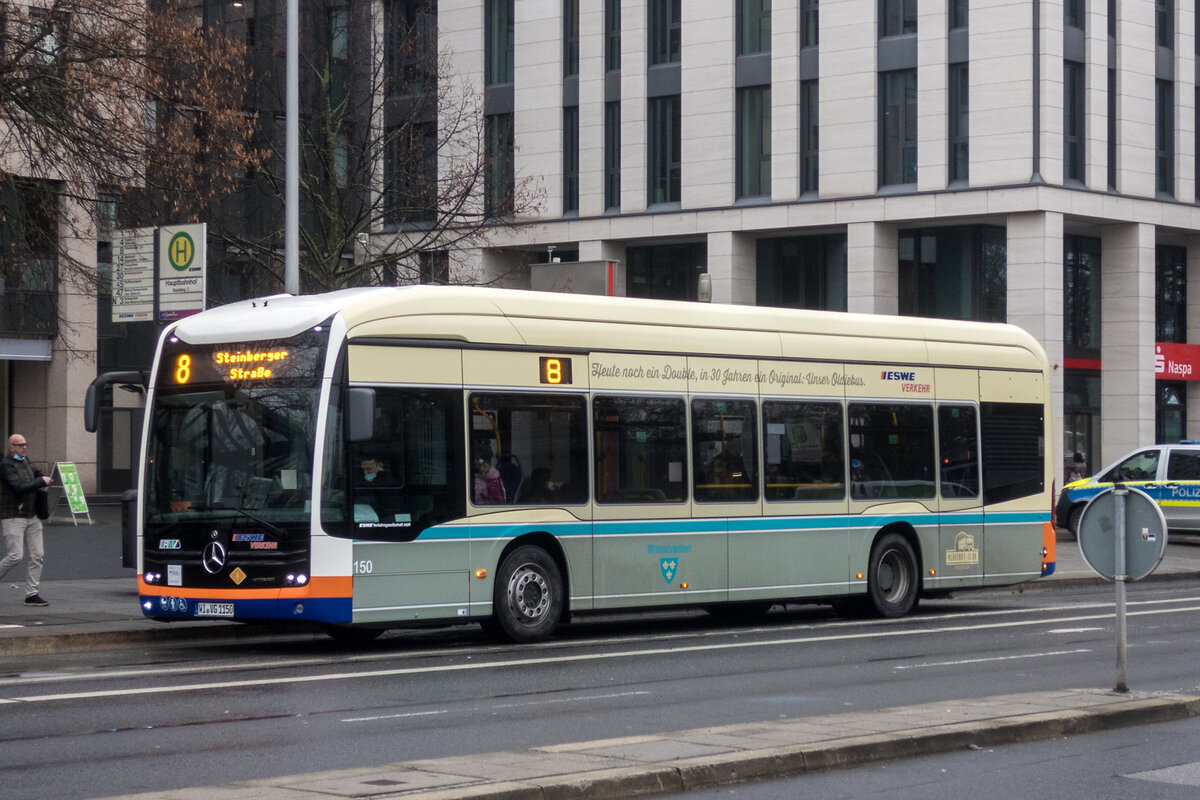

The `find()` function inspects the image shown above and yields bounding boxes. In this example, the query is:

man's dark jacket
[0,455,46,519]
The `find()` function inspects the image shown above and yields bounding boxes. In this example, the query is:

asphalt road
[3,578,1200,800]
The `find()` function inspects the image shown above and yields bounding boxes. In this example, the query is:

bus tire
[492,545,564,643]
[867,532,919,618]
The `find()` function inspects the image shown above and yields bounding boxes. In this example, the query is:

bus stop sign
[1077,486,1167,582]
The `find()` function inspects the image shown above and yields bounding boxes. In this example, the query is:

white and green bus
[86,286,1056,642]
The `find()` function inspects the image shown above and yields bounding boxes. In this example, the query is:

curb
[422,695,1200,800]
[0,621,322,657]
[95,692,1200,800]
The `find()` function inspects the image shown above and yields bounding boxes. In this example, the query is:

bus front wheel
[492,545,564,643]
[867,533,919,617]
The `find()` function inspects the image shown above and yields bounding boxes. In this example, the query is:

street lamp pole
[284,0,300,295]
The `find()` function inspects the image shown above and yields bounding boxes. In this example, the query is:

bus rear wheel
[867,533,919,617]
[492,545,564,643]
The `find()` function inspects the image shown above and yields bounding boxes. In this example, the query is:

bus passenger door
[937,405,984,588]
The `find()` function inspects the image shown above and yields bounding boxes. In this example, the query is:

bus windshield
[146,383,319,523]
[146,328,329,525]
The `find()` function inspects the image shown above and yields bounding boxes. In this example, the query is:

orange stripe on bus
[1043,521,1056,564]
[138,575,353,599]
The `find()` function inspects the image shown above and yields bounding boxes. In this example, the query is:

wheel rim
[877,548,911,603]
[507,562,551,626]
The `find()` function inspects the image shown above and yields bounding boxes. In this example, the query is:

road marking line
[341,691,651,723]
[6,605,1200,705]
[894,649,1092,670]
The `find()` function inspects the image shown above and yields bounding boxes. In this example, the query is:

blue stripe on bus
[141,595,353,624]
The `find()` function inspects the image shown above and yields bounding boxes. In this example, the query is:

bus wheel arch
[489,534,568,644]
[866,524,921,618]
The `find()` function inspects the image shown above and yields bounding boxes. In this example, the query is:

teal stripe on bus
[410,509,1049,541]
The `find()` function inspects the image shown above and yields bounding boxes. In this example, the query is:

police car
[1056,442,1200,538]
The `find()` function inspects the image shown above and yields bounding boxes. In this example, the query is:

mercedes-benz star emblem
[202,541,227,574]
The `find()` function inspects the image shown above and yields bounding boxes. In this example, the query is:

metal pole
[284,0,300,295]
[1113,486,1128,693]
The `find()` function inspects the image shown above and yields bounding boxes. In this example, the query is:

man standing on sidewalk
[0,434,52,606]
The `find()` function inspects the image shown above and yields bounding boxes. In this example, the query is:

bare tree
[0,0,261,339]
[192,0,542,299]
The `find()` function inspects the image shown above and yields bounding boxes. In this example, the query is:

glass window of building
[1157,383,1186,443]
[649,0,682,66]
[878,0,916,38]
[648,95,681,205]
[605,101,621,210]
[484,113,514,217]
[1107,69,1117,190]
[878,70,917,187]
[756,234,847,311]
[801,0,818,47]
[627,242,707,300]
[949,65,969,183]
[1157,0,1173,49]
[736,86,771,199]
[898,226,1006,323]
[485,0,515,85]
[1064,62,1085,182]
[564,0,579,77]
[1157,80,1175,196]
[386,0,436,95]
[737,0,771,56]
[1156,244,1187,343]
[563,106,579,214]
[384,121,437,225]
[801,80,819,194]
[1064,0,1083,30]
[1064,236,1102,357]
[606,0,621,72]
[949,0,967,30]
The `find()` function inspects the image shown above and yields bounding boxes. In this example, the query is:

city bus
[85,286,1056,643]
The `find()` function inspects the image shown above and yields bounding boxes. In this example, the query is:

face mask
[12,454,24,461]
[364,472,376,482]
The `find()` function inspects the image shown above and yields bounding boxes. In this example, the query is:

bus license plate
[195,602,234,618]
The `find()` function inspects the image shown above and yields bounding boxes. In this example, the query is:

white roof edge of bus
[336,286,1047,366]
[175,286,1047,370]
[172,289,381,344]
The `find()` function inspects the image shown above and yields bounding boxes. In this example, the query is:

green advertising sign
[56,462,89,514]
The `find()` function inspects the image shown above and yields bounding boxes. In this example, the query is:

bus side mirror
[346,387,376,442]
[84,371,146,433]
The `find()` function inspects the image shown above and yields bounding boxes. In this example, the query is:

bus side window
[938,404,979,499]
[692,398,758,503]
[848,402,935,500]
[594,395,687,503]
[763,400,845,502]
[346,387,465,540]
[470,392,589,507]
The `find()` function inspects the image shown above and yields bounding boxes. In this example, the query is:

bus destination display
[158,329,328,388]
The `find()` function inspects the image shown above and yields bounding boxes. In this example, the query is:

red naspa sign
[1155,342,1200,381]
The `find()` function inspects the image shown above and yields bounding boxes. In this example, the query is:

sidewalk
[94,688,1200,800]
[1,523,1197,656]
